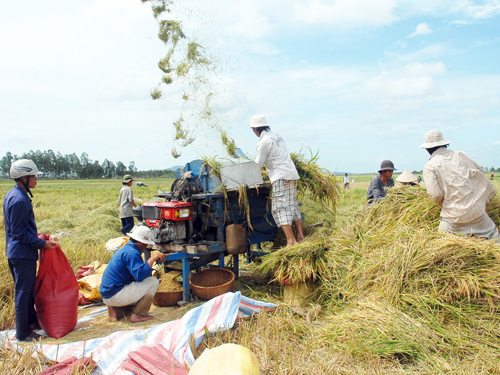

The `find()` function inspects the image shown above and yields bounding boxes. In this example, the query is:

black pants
[8,258,37,340]
[120,216,134,235]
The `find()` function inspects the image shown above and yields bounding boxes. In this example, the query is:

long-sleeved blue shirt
[100,241,153,299]
[4,185,46,260]
[366,174,394,204]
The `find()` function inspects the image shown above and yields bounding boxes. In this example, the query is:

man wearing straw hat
[366,160,396,204]
[100,226,166,322]
[250,114,304,247]
[118,174,137,235]
[420,129,499,241]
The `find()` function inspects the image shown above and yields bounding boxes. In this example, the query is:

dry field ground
[1,175,500,374]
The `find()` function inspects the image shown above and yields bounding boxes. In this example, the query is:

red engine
[142,201,194,244]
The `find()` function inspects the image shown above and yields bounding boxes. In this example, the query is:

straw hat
[420,129,450,148]
[122,174,134,183]
[250,114,269,128]
[127,226,155,245]
[396,170,418,183]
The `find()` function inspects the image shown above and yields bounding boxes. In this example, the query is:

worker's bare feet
[107,306,118,322]
[130,314,154,323]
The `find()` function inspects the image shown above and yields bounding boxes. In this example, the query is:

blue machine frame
[158,159,279,302]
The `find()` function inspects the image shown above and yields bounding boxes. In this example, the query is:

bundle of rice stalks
[312,189,500,361]
[255,235,330,284]
[290,149,339,210]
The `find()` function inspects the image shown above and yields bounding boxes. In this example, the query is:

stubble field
[1,175,500,374]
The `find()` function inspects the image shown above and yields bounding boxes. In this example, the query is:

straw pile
[256,187,500,362]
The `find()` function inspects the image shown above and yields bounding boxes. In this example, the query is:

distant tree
[0,151,13,176]
[102,159,116,179]
[496,167,500,173]
[116,161,127,177]
[128,161,138,174]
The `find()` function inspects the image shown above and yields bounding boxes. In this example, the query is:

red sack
[121,345,188,375]
[36,356,96,375]
[35,234,79,339]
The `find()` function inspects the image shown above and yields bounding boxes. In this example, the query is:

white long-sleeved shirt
[255,130,299,183]
[423,147,495,224]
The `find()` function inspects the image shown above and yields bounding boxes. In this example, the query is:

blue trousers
[8,258,37,340]
[120,216,134,235]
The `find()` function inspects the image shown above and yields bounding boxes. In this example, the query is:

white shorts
[102,277,159,307]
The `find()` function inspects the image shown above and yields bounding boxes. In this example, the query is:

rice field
[1,176,500,374]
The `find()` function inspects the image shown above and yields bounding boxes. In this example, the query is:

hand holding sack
[35,234,79,339]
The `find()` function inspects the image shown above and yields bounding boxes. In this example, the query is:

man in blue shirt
[4,159,57,341]
[367,160,396,205]
[100,226,166,323]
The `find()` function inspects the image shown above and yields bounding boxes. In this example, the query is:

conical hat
[396,170,418,183]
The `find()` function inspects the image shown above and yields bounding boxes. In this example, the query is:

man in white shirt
[343,173,350,189]
[421,129,499,241]
[251,114,304,247]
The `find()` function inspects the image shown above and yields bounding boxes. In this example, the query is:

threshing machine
[136,155,281,302]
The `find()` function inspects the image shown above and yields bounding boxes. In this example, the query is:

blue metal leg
[182,258,190,302]
[233,254,239,278]
[218,252,225,268]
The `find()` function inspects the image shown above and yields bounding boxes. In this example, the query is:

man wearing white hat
[421,129,499,241]
[250,114,304,247]
[4,159,58,341]
[100,226,166,322]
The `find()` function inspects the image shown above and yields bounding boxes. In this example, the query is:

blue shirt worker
[3,159,57,341]
[367,160,396,204]
[100,226,166,323]
[251,114,304,247]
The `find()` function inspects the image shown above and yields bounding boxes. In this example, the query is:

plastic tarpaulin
[36,292,275,374]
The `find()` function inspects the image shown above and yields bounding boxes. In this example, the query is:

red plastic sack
[36,356,96,375]
[121,345,188,375]
[35,234,79,339]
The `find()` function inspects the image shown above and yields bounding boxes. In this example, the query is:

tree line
[0,150,175,180]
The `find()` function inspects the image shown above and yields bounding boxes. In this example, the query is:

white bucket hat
[250,114,269,128]
[127,226,155,245]
[396,170,418,183]
[420,130,450,148]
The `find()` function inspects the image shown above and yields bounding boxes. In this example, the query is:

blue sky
[1,0,499,173]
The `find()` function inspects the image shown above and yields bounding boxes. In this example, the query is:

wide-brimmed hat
[250,114,269,128]
[127,226,155,245]
[122,174,134,183]
[420,129,450,148]
[378,160,396,173]
[396,170,418,183]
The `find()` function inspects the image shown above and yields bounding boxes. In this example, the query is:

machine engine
[142,201,194,244]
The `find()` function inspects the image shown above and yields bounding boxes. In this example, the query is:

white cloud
[408,22,432,37]
[387,43,452,62]
[494,141,500,145]
[404,62,447,76]
[292,0,397,27]
[452,0,500,19]
[366,73,434,98]
[226,2,271,41]
[450,19,474,25]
